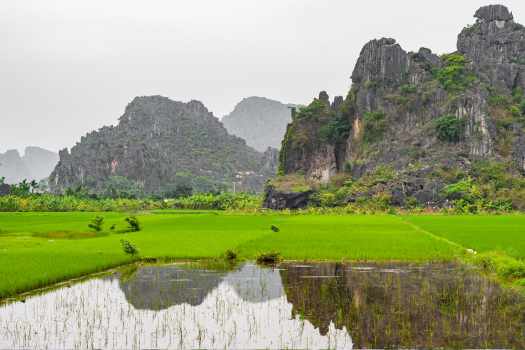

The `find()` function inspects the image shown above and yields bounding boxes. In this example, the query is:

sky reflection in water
[0,262,524,349]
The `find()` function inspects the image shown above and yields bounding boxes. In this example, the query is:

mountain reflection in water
[0,262,524,349]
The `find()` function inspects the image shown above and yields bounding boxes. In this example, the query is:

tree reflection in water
[280,262,525,349]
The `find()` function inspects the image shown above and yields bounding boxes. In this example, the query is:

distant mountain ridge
[0,147,58,184]
[222,96,293,152]
[50,96,277,195]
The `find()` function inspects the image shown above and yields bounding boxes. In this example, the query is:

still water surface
[0,262,524,349]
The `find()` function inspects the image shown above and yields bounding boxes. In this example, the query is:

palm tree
[30,180,38,193]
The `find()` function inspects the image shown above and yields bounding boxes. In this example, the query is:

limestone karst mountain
[49,96,277,196]
[222,96,294,152]
[272,4,525,208]
[0,147,58,184]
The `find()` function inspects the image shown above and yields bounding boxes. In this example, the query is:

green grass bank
[0,211,524,299]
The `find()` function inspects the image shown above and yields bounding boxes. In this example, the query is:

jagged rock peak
[222,96,293,151]
[3,149,21,159]
[475,4,513,22]
[318,91,330,103]
[415,47,442,67]
[458,4,524,92]
[123,95,210,117]
[351,38,408,86]
[332,96,344,110]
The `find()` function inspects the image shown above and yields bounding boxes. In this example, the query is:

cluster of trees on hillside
[0,175,261,212]
[0,172,229,200]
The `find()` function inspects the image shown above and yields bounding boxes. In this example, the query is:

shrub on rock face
[319,114,351,143]
[295,99,329,120]
[520,100,525,115]
[434,115,465,143]
[363,111,386,143]
[433,53,476,93]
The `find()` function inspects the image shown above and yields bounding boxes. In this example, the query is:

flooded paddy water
[0,262,524,349]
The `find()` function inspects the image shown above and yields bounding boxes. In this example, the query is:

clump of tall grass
[256,251,281,265]
[223,249,238,262]
[470,252,525,284]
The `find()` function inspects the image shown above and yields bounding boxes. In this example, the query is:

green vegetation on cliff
[363,111,386,143]
[433,53,476,93]
[271,159,525,212]
[434,115,465,142]
[274,5,525,213]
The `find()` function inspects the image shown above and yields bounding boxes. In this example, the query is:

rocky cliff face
[277,5,525,207]
[222,97,293,152]
[0,147,58,184]
[50,96,276,195]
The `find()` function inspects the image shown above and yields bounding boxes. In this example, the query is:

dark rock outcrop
[263,185,312,210]
[50,96,277,195]
[475,4,514,22]
[222,97,294,151]
[351,38,409,87]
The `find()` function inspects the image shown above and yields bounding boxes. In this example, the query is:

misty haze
[1,1,525,349]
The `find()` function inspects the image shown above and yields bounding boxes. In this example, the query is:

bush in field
[88,216,104,232]
[169,192,261,210]
[224,249,238,261]
[120,239,139,257]
[125,216,141,232]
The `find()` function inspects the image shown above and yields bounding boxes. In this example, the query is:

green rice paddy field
[0,211,524,298]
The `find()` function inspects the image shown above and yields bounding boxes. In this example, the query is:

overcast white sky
[2,0,524,153]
